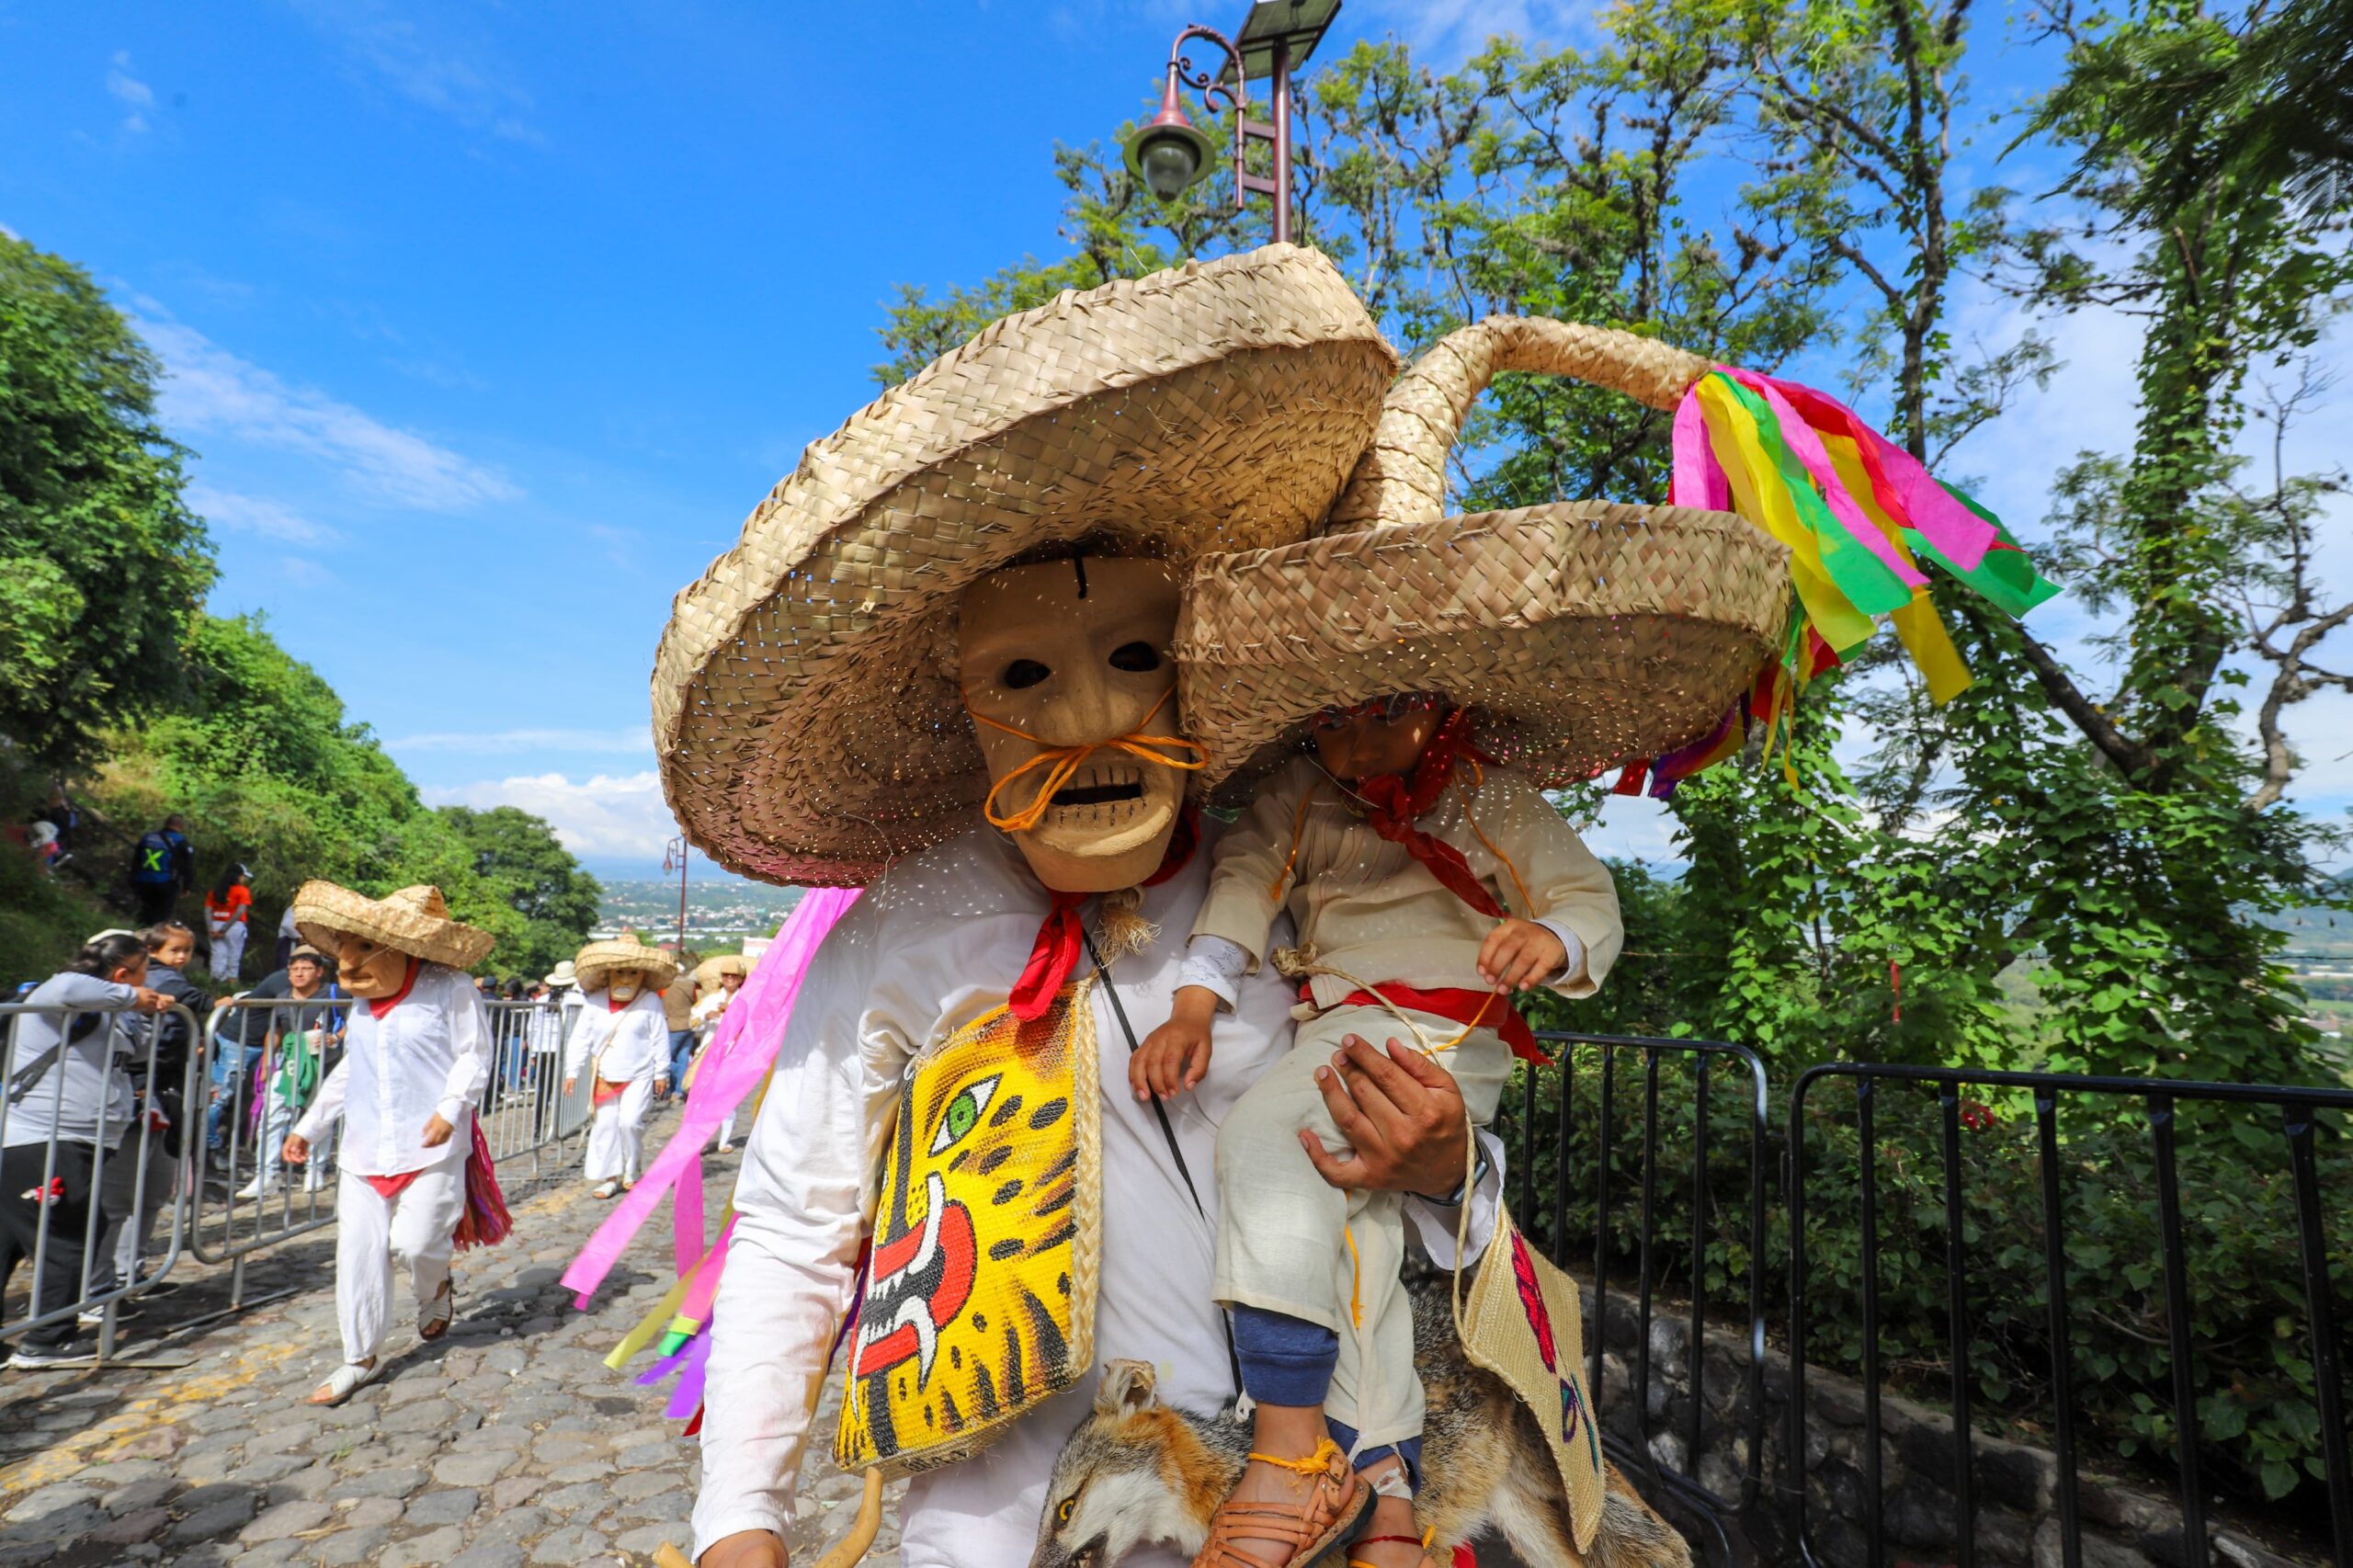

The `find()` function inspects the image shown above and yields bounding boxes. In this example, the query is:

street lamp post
[661,834,688,956]
[1122,0,1342,244]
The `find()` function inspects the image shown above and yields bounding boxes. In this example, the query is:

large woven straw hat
[654,244,1399,887]
[694,952,751,988]
[1176,318,1791,800]
[290,881,494,970]
[574,932,680,994]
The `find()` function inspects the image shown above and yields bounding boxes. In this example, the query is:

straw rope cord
[1327,317,1713,531]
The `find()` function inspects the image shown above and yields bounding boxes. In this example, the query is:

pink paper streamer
[1751,370,1997,573]
[563,886,863,1306]
[1722,368,1927,590]
[1669,381,1733,511]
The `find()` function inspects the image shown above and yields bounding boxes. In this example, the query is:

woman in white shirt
[562,934,676,1199]
[279,882,494,1406]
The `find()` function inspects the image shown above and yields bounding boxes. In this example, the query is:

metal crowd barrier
[190,994,592,1304]
[1785,1063,2353,1568]
[1497,1031,1774,1566]
[0,997,197,1360]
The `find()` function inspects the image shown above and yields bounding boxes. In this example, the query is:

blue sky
[3,1,2344,881]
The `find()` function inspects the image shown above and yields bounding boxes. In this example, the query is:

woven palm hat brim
[574,936,681,995]
[290,881,494,971]
[1176,501,1791,804]
[653,244,1400,888]
[694,953,751,988]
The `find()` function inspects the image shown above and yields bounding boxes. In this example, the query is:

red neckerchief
[1008,807,1200,1022]
[367,960,420,1020]
[608,993,631,1014]
[1347,710,1505,918]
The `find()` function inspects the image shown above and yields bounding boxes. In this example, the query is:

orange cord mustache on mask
[966,687,1205,834]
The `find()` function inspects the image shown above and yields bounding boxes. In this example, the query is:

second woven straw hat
[1176,318,1794,801]
[574,932,681,994]
[654,244,1399,887]
[289,881,495,971]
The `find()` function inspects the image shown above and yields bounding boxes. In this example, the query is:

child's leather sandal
[1190,1438,1373,1568]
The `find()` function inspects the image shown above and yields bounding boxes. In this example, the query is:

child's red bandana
[1349,710,1505,918]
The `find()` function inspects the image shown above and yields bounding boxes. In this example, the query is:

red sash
[1323,981,1550,1066]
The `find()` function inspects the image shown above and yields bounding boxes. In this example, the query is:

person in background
[658,962,699,1104]
[25,821,61,874]
[2,933,172,1368]
[204,864,255,983]
[242,947,347,1198]
[686,957,749,1154]
[31,784,83,865]
[129,815,193,926]
[540,961,583,1143]
[112,923,211,1294]
[563,935,674,1198]
[275,903,300,972]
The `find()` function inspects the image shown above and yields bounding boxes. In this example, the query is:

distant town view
[592,876,803,951]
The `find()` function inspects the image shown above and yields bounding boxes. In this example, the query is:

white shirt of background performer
[292,961,490,1176]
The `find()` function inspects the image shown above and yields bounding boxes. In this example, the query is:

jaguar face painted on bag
[835,983,1100,1475]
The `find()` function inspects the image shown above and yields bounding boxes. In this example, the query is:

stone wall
[1571,1279,2316,1568]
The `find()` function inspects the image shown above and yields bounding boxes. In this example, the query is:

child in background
[1137,693,1621,1568]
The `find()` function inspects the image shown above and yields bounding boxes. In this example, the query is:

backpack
[132,831,175,884]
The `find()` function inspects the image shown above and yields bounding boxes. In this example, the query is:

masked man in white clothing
[654,251,1508,1568]
[563,933,676,1199]
[280,881,494,1406]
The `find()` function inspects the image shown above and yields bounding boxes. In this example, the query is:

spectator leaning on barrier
[280,881,496,1407]
[1,932,173,1368]
[242,947,347,1199]
[128,815,193,926]
[110,922,210,1294]
[203,863,254,983]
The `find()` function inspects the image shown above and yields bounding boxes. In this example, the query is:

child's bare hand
[1477,917,1567,993]
[1131,986,1218,1100]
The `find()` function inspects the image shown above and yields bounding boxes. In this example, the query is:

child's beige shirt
[1191,756,1623,1010]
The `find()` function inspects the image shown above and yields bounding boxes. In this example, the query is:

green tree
[0,233,214,765]
[436,805,602,981]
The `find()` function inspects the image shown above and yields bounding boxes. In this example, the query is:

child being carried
[1134,690,1621,1568]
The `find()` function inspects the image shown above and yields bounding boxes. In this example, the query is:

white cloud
[290,0,541,142]
[107,51,153,134]
[142,316,518,510]
[188,484,337,543]
[391,728,653,756]
[1350,0,1597,58]
[423,771,678,858]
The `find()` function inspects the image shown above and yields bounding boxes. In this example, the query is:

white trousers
[585,1077,654,1183]
[335,1162,465,1366]
[1211,1004,1516,1452]
[208,922,246,981]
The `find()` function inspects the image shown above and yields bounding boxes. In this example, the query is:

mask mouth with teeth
[960,556,1191,894]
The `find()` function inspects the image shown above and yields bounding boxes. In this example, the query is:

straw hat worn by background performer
[652,243,1399,889]
[290,881,494,972]
[574,932,682,994]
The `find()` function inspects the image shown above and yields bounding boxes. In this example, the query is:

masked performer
[663,250,1547,1568]
[282,882,494,1405]
[563,933,677,1199]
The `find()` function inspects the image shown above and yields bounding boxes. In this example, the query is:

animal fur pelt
[1029,1263,1691,1568]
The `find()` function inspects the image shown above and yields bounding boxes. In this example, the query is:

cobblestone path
[0,1106,904,1568]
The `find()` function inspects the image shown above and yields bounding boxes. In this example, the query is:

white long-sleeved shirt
[692,825,1505,1568]
[563,988,669,1084]
[290,961,489,1176]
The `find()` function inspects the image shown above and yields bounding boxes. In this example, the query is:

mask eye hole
[1107,641,1161,673]
[1056,1496,1076,1526]
[1003,659,1051,689]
